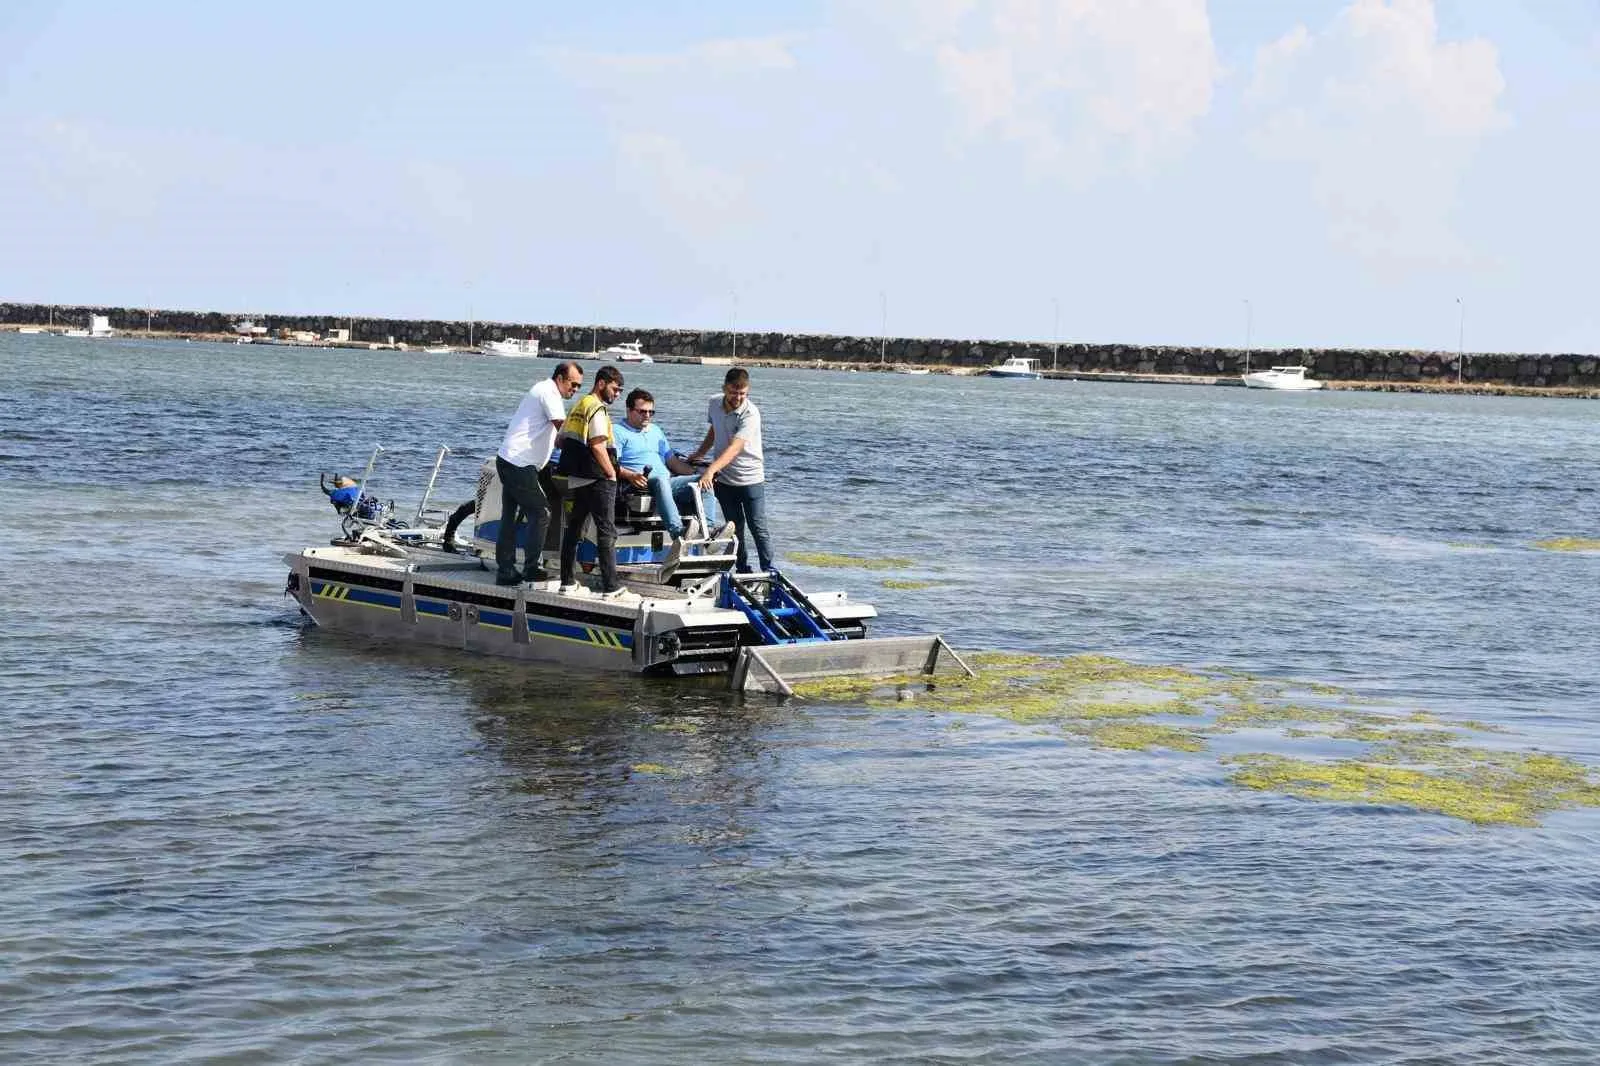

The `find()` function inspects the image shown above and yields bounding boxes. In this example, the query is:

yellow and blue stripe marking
[312,579,402,612]
[528,616,632,652]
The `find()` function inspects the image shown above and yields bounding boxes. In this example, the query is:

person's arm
[589,436,616,481]
[617,463,648,488]
[698,437,745,490]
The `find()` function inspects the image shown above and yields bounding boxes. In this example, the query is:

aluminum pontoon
[283,447,970,694]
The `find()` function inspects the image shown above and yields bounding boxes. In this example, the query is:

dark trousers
[443,500,475,544]
[714,481,773,573]
[495,456,551,581]
[560,479,620,591]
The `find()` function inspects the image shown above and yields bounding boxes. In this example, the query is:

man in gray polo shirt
[688,366,773,572]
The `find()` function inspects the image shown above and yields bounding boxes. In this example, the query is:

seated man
[613,388,723,543]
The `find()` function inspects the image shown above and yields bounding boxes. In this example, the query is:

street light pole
[1244,299,1253,375]
[1456,297,1465,385]
[879,290,887,365]
[731,290,738,361]
[1051,297,1060,371]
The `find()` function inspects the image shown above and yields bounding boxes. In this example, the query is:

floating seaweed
[786,551,914,570]
[788,649,1600,827]
[629,762,681,777]
[1532,537,1600,552]
[1224,750,1600,827]
[881,578,944,590]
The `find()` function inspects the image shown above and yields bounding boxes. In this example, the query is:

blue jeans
[647,469,720,535]
[713,481,773,573]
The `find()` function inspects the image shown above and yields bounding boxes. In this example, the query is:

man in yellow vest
[554,365,636,602]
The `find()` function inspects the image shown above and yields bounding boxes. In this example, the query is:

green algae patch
[1532,537,1600,552]
[791,651,1232,726]
[784,647,1600,828]
[629,762,681,777]
[881,578,943,590]
[1086,722,1207,753]
[787,673,922,701]
[787,551,913,570]
[1224,750,1600,827]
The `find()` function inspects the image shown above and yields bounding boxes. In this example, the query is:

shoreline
[5,322,1597,400]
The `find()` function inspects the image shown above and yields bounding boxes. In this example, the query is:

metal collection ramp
[732,634,974,696]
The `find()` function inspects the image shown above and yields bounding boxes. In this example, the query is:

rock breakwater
[4,301,1595,389]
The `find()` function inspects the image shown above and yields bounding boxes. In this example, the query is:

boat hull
[987,369,1041,380]
[283,546,874,677]
[1242,373,1323,391]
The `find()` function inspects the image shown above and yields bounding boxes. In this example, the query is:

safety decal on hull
[312,580,402,611]
[526,615,632,651]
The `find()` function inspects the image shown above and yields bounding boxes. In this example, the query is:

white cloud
[1247,0,1508,268]
[892,0,1224,175]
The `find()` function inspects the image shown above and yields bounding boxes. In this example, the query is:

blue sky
[2,1,1597,353]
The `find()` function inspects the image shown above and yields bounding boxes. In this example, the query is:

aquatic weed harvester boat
[283,446,971,694]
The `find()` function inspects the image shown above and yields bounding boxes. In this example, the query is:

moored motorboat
[1242,365,1323,391]
[987,356,1042,379]
[481,338,541,358]
[283,447,969,694]
[602,340,651,363]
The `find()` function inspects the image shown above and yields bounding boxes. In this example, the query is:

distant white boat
[422,346,453,355]
[481,338,541,358]
[18,327,44,335]
[1243,365,1323,391]
[601,340,651,363]
[898,367,931,375]
[987,356,1042,380]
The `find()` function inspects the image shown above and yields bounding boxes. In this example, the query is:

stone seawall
[4,301,1596,388]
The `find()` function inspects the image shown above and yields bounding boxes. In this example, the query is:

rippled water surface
[3,334,1599,1063]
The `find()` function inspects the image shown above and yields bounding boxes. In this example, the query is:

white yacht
[480,338,541,358]
[1242,365,1323,391]
[987,356,1042,380]
[602,340,651,363]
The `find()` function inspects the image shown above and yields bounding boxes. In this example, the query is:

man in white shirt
[688,366,773,573]
[495,361,583,586]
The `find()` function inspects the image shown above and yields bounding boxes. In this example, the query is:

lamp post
[1243,299,1253,375]
[1456,297,1465,385]
[1051,297,1060,372]
[731,290,738,361]
[879,290,887,365]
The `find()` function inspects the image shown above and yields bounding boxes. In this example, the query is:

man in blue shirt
[613,388,722,543]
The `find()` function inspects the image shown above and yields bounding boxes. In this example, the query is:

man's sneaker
[524,568,552,584]
[663,535,688,571]
[557,583,589,597]
[596,587,640,604]
[494,574,521,587]
[441,539,460,554]
[712,520,736,541]
[680,516,702,542]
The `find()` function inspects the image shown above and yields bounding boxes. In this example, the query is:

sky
[2,1,1597,353]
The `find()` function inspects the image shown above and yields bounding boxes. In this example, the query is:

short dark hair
[595,365,623,387]
[626,388,654,409]
[724,367,749,387]
[551,361,581,382]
